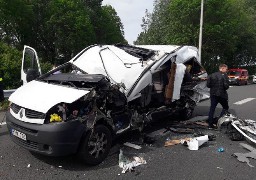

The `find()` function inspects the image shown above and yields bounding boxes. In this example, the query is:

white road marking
[234,98,256,105]
[0,122,6,126]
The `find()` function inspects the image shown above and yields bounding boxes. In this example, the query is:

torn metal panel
[218,114,256,143]
[233,143,256,167]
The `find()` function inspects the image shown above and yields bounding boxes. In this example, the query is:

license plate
[11,129,27,141]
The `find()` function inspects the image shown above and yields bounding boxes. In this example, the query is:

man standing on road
[207,64,229,129]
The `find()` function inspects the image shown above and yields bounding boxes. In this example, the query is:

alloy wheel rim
[88,132,108,158]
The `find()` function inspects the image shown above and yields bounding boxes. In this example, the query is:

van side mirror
[26,68,39,82]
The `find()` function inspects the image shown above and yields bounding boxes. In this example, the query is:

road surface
[0,84,256,180]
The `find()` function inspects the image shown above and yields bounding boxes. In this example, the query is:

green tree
[0,42,22,89]
[136,0,256,73]
[0,0,34,47]
[0,0,126,64]
[101,5,126,44]
[46,0,96,63]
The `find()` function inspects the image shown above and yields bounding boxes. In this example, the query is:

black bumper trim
[6,111,87,156]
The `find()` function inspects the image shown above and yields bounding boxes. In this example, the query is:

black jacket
[207,71,229,99]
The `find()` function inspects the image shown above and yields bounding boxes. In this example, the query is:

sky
[102,0,155,44]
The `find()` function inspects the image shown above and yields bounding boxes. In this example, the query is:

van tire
[78,125,112,165]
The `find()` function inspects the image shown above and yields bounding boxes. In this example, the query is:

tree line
[0,0,126,89]
[136,0,256,74]
[1,0,256,89]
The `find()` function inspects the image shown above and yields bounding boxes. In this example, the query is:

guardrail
[4,89,16,98]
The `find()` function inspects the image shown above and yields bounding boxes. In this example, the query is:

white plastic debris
[27,164,31,168]
[118,149,146,173]
[182,135,209,150]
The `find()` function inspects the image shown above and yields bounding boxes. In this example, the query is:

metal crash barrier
[4,89,16,98]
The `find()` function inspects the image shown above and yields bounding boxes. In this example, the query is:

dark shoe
[213,117,219,125]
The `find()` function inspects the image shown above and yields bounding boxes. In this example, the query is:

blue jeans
[208,95,229,126]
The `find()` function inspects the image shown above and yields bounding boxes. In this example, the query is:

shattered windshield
[38,62,102,89]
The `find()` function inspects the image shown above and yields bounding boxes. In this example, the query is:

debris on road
[118,149,146,173]
[27,164,31,168]
[166,127,194,134]
[217,147,224,152]
[123,142,142,150]
[181,135,209,150]
[217,113,256,143]
[164,118,210,135]
[165,137,192,147]
[233,143,256,167]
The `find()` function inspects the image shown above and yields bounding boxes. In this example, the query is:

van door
[21,46,42,84]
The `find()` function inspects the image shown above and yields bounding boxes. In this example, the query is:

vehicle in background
[228,68,248,85]
[6,44,209,165]
[253,75,256,83]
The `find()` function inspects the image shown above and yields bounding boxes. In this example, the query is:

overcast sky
[102,0,155,44]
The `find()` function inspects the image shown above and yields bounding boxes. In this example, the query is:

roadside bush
[0,42,22,89]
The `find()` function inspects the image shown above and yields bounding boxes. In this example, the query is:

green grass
[0,99,10,111]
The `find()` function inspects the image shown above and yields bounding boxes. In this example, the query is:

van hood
[9,80,90,113]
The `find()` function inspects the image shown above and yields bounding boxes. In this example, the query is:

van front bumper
[229,78,239,85]
[6,111,86,156]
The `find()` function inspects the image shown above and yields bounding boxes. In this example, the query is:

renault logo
[19,108,24,119]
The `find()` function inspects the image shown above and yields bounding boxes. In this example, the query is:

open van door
[21,46,42,84]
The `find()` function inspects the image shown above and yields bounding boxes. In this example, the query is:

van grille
[25,109,45,119]
[11,103,21,114]
[10,103,45,119]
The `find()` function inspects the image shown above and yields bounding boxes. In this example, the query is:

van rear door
[21,46,42,84]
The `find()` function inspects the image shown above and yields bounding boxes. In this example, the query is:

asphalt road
[1,84,256,180]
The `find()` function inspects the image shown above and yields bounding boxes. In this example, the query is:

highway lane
[0,84,256,180]
[195,83,256,120]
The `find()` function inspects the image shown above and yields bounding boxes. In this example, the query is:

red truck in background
[228,68,248,85]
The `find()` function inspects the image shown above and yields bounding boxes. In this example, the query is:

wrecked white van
[6,44,209,165]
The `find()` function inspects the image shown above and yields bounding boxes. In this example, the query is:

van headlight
[45,103,67,123]
[50,113,62,122]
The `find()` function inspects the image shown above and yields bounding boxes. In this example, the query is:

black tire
[237,80,241,86]
[78,125,112,165]
[180,107,194,120]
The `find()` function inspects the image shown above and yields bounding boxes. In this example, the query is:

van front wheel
[78,125,112,165]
